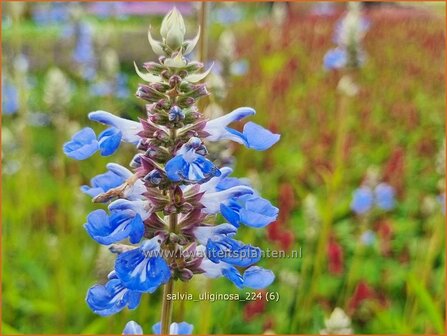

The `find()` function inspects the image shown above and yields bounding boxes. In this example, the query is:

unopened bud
[169,75,182,87]
[160,8,186,52]
[144,169,163,185]
[168,106,185,122]
[130,154,142,168]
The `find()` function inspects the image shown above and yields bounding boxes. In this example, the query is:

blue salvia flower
[324,2,369,70]
[32,3,70,26]
[351,182,396,215]
[165,137,221,183]
[122,321,143,335]
[63,127,99,160]
[86,271,142,316]
[122,320,193,335]
[350,186,374,214]
[115,237,171,292]
[81,163,145,199]
[198,168,279,227]
[84,209,144,245]
[374,183,396,210]
[203,107,280,150]
[72,21,97,80]
[65,8,279,332]
[152,321,193,335]
[2,78,19,115]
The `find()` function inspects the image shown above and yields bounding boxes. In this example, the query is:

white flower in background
[44,67,72,110]
[320,307,353,335]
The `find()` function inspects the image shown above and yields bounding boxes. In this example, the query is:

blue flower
[152,321,194,335]
[351,183,396,215]
[200,185,253,214]
[84,209,144,245]
[374,183,395,210]
[2,79,19,115]
[350,186,374,215]
[89,110,142,145]
[98,127,123,156]
[201,256,274,290]
[206,236,261,267]
[63,127,99,160]
[193,223,237,245]
[108,199,151,220]
[86,272,142,316]
[115,237,171,292]
[323,48,347,70]
[204,107,280,150]
[165,137,221,183]
[81,163,145,200]
[72,22,96,80]
[122,321,143,335]
[194,224,261,267]
[81,163,129,198]
[230,60,249,76]
[220,194,278,228]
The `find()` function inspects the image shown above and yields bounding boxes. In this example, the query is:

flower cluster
[351,182,395,215]
[324,2,369,70]
[64,8,279,334]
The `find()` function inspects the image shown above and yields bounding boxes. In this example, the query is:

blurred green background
[1,1,445,334]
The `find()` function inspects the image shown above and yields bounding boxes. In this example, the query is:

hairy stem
[160,278,174,334]
[160,211,178,334]
[160,125,179,334]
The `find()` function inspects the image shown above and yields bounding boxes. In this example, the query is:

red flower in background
[376,219,393,256]
[383,147,405,196]
[328,236,344,275]
[348,281,375,313]
[243,291,266,321]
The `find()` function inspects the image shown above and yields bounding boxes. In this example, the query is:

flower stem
[160,278,174,334]
[160,211,177,334]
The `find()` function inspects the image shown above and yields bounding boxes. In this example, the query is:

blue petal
[172,322,194,335]
[166,153,220,183]
[222,266,244,289]
[88,110,142,144]
[128,214,145,244]
[98,127,122,156]
[81,168,125,198]
[220,203,241,227]
[324,48,347,70]
[216,177,244,191]
[206,237,261,267]
[123,321,143,335]
[239,196,278,228]
[115,243,171,292]
[84,210,144,245]
[351,187,374,215]
[242,122,280,151]
[152,322,161,335]
[80,186,104,198]
[243,266,275,289]
[63,127,99,160]
[165,155,186,182]
[151,321,193,335]
[374,183,395,210]
[86,279,141,316]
